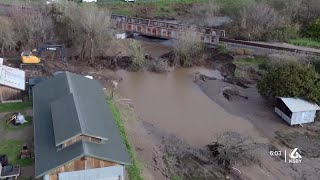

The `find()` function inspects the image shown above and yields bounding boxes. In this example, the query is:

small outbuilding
[275,97,320,125]
[0,58,25,103]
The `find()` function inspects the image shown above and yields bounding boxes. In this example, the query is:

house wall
[276,98,292,118]
[275,107,291,124]
[0,86,22,103]
[291,111,316,125]
[48,157,119,180]
[62,135,102,149]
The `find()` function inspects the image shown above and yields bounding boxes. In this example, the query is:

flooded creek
[116,67,258,146]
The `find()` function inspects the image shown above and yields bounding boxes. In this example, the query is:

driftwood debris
[223,88,248,101]
[194,72,217,82]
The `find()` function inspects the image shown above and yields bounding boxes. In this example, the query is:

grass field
[289,38,320,49]
[107,100,143,180]
[0,140,34,166]
[233,57,267,66]
[0,115,32,131]
[99,0,208,18]
[0,102,32,113]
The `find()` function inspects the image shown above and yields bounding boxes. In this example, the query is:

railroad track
[220,38,320,56]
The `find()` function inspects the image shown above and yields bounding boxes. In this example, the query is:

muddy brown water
[116,68,259,146]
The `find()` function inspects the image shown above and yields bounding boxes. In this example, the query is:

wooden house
[33,72,130,180]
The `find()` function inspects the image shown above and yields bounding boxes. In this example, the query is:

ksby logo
[288,148,302,163]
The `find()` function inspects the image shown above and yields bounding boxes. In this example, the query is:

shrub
[288,38,320,49]
[148,58,169,73]
[217,0,255,17]
[243,48,252,55]
[128,40,145,71]
[257,62,320,104]
[216,44,229,54]
[306,18,320,40]
[233,48,245,55]
[174,31,204,67]
[264,24,300,42]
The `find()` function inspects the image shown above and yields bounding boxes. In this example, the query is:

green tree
[307,18,320,40]
[257,62,320,103]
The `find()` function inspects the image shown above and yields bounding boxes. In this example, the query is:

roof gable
[51,93,82,146]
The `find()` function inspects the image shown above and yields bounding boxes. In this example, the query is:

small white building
[275,97,320,125]
[0,58,25,103]
[115,33,127,39]
[82,0,97,2]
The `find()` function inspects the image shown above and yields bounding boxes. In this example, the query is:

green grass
[0,140,34,166]
[0,116,32,131]
[98,0,209,18]
[107,100,143,180]
[289,38,320,49]
[233,57,267,66]
[0,102,32,113]
[171,175,183,180]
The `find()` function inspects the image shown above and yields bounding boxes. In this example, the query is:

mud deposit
[117,68,320,180]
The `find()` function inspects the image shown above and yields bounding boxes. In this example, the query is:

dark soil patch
[206,52,235,79]
[86,56,133,71]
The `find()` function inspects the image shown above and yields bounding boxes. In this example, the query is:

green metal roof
[33,72,130,178]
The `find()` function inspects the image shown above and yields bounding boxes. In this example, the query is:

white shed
[275,97,320,125]
[82,0,97,2]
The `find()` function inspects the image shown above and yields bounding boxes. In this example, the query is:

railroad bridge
[111,14,226,44]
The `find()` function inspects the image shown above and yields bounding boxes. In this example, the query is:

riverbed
[116,68,260,146]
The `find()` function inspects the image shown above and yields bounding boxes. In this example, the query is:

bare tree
[238,3,282,40]
[174,31,204,67]
[0,17,16,57]
[8,4,55,50]
[52,1,112,63]
[179,3,230,27]
[208,132,260,171]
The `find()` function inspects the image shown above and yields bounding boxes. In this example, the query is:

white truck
[0,163,20,180]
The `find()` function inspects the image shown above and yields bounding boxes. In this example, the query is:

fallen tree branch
[115,99,132,102]
[231,167,242,174]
